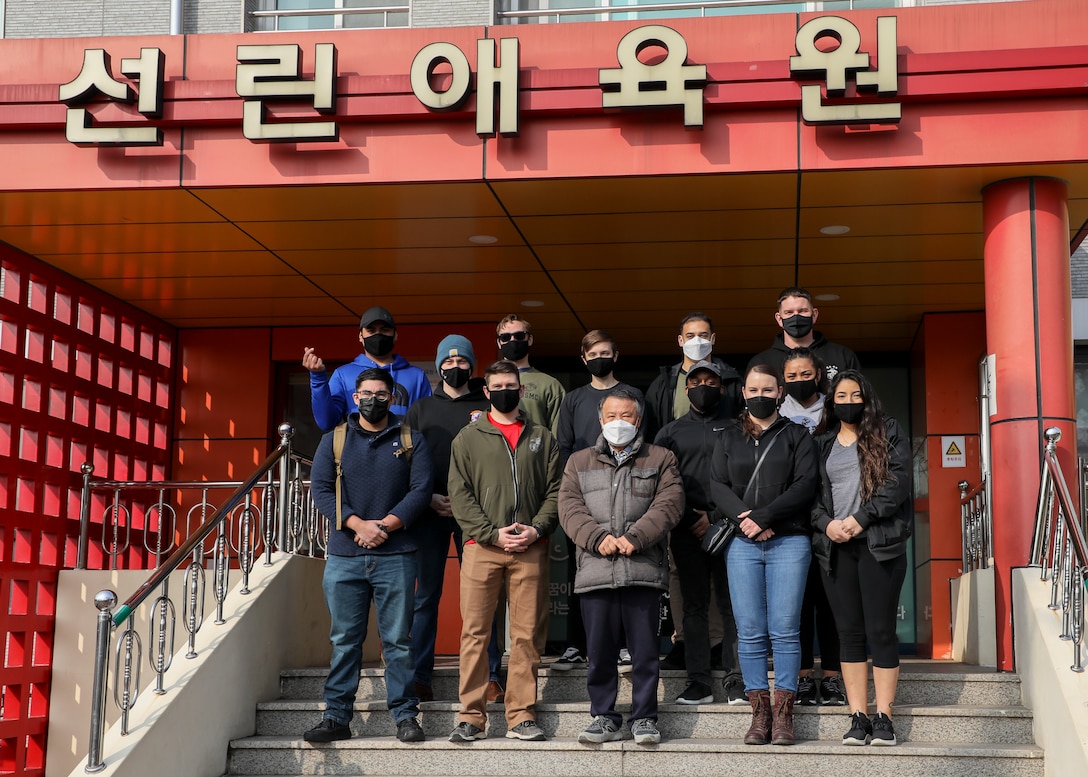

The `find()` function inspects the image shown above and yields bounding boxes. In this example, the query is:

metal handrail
[958,477,992,573]
[1029,427,1088,673]
[497,0,793,22]
[84,423,303,773]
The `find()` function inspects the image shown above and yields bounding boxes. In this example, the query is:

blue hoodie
[310,352,433,431]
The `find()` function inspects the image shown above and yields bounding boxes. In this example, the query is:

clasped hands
[497,523,538,553]
[737,510,774,542]
[596,534,637,556]
[826,516,863,544]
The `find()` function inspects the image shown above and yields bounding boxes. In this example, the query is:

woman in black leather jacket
[811,369,911,749]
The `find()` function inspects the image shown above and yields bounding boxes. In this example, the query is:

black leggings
[821,540,906,668]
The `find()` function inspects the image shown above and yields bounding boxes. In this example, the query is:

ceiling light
[819,225,850,235]
[520,300,544,308]
[815,294,840,302]
[469,234,498,244]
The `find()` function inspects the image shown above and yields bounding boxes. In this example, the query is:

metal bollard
[86,590,117,773]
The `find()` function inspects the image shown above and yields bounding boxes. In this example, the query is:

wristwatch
[532,524,546,541]
[376,523,389,535]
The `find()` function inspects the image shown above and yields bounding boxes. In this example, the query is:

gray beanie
[435,334,476,371]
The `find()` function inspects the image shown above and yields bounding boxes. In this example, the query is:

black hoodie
[405,378,492,495]
[748,331,861,382]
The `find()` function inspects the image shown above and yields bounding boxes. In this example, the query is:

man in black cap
[303,305,432,431]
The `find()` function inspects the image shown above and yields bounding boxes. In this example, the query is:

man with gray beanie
[405,335,501,701]
[303,305,432,431]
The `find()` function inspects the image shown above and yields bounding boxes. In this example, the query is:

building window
[252,0,409,31]
[496,1,944,25]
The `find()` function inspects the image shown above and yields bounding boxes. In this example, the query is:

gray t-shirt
[827,438,863,522]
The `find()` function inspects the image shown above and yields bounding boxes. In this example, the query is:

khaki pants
[458,541,548,729]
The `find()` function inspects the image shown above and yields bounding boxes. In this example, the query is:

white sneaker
[617,648,633,674]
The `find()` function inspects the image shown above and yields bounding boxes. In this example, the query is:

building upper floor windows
[251,0,409,32]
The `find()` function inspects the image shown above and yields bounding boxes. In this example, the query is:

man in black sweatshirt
[748,287,861,380]
[405,335,498,702]
[654,360,744,706]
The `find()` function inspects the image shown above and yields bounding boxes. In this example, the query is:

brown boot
[771,689,796,745]
[744,690,772,745]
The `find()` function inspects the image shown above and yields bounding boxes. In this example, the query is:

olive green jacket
[448,411,561,546]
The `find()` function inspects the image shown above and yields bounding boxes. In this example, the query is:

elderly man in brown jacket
[558,387,684,747]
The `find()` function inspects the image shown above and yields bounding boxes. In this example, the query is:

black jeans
[671,527,739,684]
[800,560,841,673]
[821,539,907,668]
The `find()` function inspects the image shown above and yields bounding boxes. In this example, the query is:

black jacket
[810,416,913,573]
[644,356,742,441]
[653,403,734,530]
[405,378,491,496]
[748,332,861,381]
[709,416,819,536]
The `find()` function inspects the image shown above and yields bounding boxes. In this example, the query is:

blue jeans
[411,516,502,685]
[322,552,417,725]
[726,534,810,695]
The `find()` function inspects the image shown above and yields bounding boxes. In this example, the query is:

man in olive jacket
[558,388,684,746]
[447,360,561,744]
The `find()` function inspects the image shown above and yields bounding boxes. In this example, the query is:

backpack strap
[332,421,347,530]
[397,423,414,462]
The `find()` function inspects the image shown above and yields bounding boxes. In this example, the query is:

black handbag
[701,425,787,556]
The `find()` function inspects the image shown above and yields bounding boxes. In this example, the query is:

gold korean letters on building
[55,17,904,147]
[790,16,900,125]
[599,25,707,128]
[58,48,165,145]
[235,43,338,142]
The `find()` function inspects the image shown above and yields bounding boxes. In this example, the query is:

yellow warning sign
[945,441,962,456]
[942,435,966,468]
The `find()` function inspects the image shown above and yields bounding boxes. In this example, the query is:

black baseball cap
[360,306,395,330]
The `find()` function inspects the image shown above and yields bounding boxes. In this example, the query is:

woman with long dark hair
[812,369,912,747]
[710,364,818,746]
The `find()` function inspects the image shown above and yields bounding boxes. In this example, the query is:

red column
[983,177,1075,671]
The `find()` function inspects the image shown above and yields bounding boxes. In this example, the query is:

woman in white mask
[709,364,819,747]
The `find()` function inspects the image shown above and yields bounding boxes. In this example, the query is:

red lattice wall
[0,243,175,775]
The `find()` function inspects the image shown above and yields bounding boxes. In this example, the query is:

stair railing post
[275,423,294,559]
[85,590,117,773]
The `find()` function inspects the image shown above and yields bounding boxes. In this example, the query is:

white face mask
[682,336,713,362]
[601,419,638,447]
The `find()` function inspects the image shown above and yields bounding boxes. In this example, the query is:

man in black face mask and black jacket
[405,335,508,703]
[748,287,861,382]
[653,361,745,707]
[303,305,433,431]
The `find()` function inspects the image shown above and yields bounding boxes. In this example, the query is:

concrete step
[279,664,1024,707]
[255,699,1034,744]
[227,736,1045,777]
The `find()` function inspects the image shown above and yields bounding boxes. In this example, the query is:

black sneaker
[660,641,686,671]
[553,646,587,671]
[797,675,819,706]
[723,673,747,706]
[675,680,714,705]
[842,711,872,746]
[396,717,425,743]
[304,718,351,743]
[870,712,897,746]
[820,674,847,706]
[449,722,486,742]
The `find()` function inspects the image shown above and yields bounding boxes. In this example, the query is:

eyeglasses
[498,331,529,343]
[356,391,392,401]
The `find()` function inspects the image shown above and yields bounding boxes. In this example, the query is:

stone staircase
[226,658,1044,777]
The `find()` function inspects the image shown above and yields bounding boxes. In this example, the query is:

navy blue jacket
[311,413,434,557]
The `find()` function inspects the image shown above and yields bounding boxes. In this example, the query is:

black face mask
[363,333,395,358]
[784,379,819,402]
[584,357,615,379]
[499,339,530,361]
[441,366,472,389]
[781,314,814,339]
[488,388,521,415]
[746,396,778,420]
[687,384,721,415]
[357,396,390,424]
[833,402,865,425]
